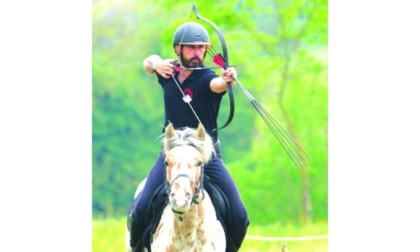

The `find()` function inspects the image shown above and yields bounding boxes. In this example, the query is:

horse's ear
[165,123,176,139]
[195,123,206,140]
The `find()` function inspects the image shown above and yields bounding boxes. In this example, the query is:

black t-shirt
[157,69,226,141]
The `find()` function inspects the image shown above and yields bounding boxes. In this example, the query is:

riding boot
[129,216,143,252]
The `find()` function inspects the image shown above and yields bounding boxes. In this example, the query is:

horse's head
[163,123,214,216]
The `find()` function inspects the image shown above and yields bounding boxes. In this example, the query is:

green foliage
[92,0,328,225]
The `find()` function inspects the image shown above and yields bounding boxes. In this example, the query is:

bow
[189,5,235,135]
[185,5,310,168]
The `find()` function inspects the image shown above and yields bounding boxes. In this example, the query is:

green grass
[92,218,328,252]
[240,221,328,252]
[93,218,127,252]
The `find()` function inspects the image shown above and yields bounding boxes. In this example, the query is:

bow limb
[192,5,229,68]
[191,5,234,134]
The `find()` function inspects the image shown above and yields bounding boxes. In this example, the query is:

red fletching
[213,54,226,68]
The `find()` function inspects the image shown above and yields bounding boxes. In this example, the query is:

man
[129,21,249,251]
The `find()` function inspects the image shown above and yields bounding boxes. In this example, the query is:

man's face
[176,44,208,68]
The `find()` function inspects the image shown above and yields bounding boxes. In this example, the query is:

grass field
[92,218,328,252]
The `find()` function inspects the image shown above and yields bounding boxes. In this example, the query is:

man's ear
[174,44,180,55]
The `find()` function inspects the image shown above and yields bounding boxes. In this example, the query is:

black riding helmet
[173,22,210,46]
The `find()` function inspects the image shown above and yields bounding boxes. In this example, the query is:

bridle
[168,170,204,206]
[164,145,206,212]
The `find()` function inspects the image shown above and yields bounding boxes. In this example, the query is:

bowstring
[171,9,203,126]
[171,75,203,126]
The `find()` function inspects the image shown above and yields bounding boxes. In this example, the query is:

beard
[179,52,205,68]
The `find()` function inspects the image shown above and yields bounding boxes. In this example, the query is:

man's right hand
[154,59,176,79]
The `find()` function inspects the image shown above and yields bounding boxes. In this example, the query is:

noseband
[167,169,205,205]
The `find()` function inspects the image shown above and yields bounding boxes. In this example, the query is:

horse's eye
[164,161,169,167]
[197,161,202,167]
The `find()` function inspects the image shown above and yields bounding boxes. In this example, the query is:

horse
[126,123,226,252]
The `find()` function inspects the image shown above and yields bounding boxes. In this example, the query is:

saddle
[130,176,237,252]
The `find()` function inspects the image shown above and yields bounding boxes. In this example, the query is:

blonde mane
[163,124,214,164]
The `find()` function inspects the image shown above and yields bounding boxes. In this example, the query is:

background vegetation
[93,218,328,252]
[92,0,327,249]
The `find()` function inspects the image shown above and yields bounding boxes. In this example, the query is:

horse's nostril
[186,192,191,199]
[170,192,175,198]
